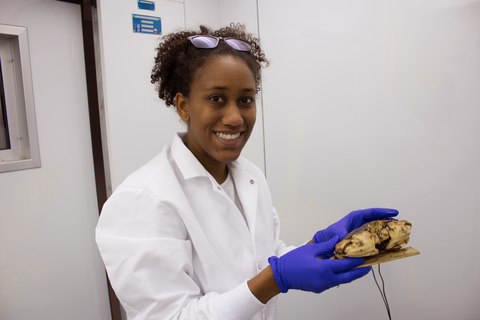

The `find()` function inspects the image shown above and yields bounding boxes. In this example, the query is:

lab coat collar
[171,132,211,180]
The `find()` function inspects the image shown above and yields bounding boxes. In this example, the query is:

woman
[96,23,398,320]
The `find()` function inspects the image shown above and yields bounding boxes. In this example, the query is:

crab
[334,219,412,259]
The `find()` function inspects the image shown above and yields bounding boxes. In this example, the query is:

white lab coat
[96,133,295,320]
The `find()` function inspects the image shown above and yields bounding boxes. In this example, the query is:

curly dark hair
[150,23,269,107]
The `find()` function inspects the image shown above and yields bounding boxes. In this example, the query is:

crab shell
[334,219,412,259]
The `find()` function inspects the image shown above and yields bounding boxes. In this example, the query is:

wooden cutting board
[355,246,420,268]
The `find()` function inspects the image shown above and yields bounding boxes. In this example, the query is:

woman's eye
[210,96,224,103]
[240,97,253,104]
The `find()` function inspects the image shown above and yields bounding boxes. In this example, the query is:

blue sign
[132,14,161,35]
[138,0,155,11]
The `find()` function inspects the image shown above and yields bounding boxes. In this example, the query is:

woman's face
[176,55,257,172]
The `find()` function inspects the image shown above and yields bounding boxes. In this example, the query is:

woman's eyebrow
[203,86,228,91]
[203,86,255,92]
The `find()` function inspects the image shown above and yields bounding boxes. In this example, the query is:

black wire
[378,264,391,316]
[371,264,392,320]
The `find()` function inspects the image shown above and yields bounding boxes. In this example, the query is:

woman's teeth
[216,132,241,140]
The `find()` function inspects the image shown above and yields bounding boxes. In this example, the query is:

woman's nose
[222,103,243,126]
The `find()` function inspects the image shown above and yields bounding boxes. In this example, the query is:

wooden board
[354,246,420,268]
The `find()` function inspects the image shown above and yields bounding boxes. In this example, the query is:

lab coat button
[250,179,254,184]
[258,263,262,270]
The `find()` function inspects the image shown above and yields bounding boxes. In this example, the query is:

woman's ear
[175,92,190,123]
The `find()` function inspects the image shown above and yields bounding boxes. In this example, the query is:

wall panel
[0,1,111,319]
[258,0,480,319]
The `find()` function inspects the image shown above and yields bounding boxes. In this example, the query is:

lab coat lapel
[229,161,258,245]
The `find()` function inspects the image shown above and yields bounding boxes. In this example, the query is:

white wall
[0,1,111,319]
[257,0,480,319]
[185,0,222,30]
[98,0,188,190]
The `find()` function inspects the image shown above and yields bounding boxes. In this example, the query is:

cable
[378,264,391,315]
[371,264,392,320]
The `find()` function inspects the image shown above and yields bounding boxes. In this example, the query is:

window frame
[0,53,11,150]
[0,24,40,173]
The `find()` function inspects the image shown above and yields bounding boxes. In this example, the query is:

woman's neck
[204,162,228,184]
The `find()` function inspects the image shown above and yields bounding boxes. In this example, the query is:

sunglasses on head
[185,35,252,53]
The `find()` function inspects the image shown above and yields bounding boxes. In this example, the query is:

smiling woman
[95,23,398,320]
[175,55,257,183]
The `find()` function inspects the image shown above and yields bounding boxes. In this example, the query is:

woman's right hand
[268,237,370,294]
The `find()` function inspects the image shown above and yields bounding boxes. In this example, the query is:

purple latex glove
[312,208,398,259]
[313,208,399,243]
[268,237,370,294]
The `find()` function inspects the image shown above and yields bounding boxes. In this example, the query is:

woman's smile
[215,131,242,140]
[214,131,243,144]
